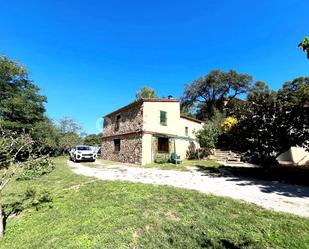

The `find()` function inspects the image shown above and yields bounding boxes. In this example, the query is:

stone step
[227,158,241,162]
[226,160,243,163]
[215,155,241,159]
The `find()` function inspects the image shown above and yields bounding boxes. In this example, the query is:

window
[158,137,169,153]
[115,114,121,131]
[160,111,167,125]
[185,127,188,136]
[114,139,121,152]
[76,146,92,151]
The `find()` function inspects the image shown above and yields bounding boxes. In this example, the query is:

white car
[70,145,97,162]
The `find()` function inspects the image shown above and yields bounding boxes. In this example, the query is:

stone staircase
[213,149,255,167]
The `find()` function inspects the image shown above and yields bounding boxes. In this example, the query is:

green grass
[0,157,308,248]
[144,159,221,171]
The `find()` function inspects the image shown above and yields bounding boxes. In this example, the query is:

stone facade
[103,101,143,136]
[101,101,143,164]
[102,99,203,165]
[101,133,143,164]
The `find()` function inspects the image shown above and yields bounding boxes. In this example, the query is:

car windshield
[77,146,92,151]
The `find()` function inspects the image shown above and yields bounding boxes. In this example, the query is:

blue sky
[0,0,308,134]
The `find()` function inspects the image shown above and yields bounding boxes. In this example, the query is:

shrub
[221,117,238,134]
[17,157,55,180]
[186,142,211,160]
[196,110,224,150]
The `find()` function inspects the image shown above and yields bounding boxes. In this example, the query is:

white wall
[142,133,153,165]
[143,101,181,135]
[141,101,203,164]
[142,101,202,137]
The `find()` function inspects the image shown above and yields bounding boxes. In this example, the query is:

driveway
[68,160,309,218]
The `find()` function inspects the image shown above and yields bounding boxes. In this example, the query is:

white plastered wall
[141,101,203,165]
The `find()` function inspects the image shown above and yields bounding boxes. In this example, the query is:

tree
[196,110,224,150]
[277,77,309,106]
[229,78,309,167]
[298,36,309,59]
[248,81,271,100]
[30,119,61,155]
[58,117,82,134]
[181,70,253,119]
[135,86,157,99]
[83,133,102,146]
[0,128,54,237]
[0,56,46,131]
[57,117,83,153]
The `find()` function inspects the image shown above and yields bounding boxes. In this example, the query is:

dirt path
[68,160,309,218]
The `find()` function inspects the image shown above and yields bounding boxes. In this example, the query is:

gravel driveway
[68,161,309,218]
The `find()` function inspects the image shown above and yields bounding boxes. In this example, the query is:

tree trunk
[0,203,4,238]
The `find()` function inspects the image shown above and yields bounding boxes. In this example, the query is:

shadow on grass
[195,165,309,198]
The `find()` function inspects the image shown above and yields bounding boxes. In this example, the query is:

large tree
[181,70,253,119]
[277,77,309,106]
[230,77,309,167]
[135,86,157,99]
[0,56,47,131]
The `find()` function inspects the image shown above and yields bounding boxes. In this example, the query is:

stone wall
[101,133,143,164]
[103,102,143,137]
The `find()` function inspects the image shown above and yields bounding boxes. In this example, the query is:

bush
[17,157,55,180]
[196,110,224,150]
[186,142,211,160]
[221,117,238,134]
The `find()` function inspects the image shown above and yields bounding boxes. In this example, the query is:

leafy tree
[298,37,309,59]
[181,70,253,119]
[224,97,247,119]
[0,56,46,131]
[0,128,54,237]
[135,86,157,99]
[83,133,102,146]
[277,77,309,106]
[180,104,196,118]
[57,117,83,153]
[196,110,224,149]
[30,119,61,155]
[58,117,82,134]
[248,81,271,100]
[230,78,309,167]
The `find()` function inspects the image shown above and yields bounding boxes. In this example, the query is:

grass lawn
[0,157,308,248]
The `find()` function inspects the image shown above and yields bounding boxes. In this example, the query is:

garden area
[1,157,309,249]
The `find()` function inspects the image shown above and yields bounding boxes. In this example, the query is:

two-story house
[101,98,203,165]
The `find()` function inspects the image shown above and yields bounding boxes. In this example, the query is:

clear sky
[1,0,308,134]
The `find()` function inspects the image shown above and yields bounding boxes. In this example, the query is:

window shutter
[160,111,167,124]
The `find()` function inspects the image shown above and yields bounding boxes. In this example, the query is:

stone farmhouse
[101,98,203,165]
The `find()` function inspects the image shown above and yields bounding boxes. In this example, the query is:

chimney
[167,95,173,100]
